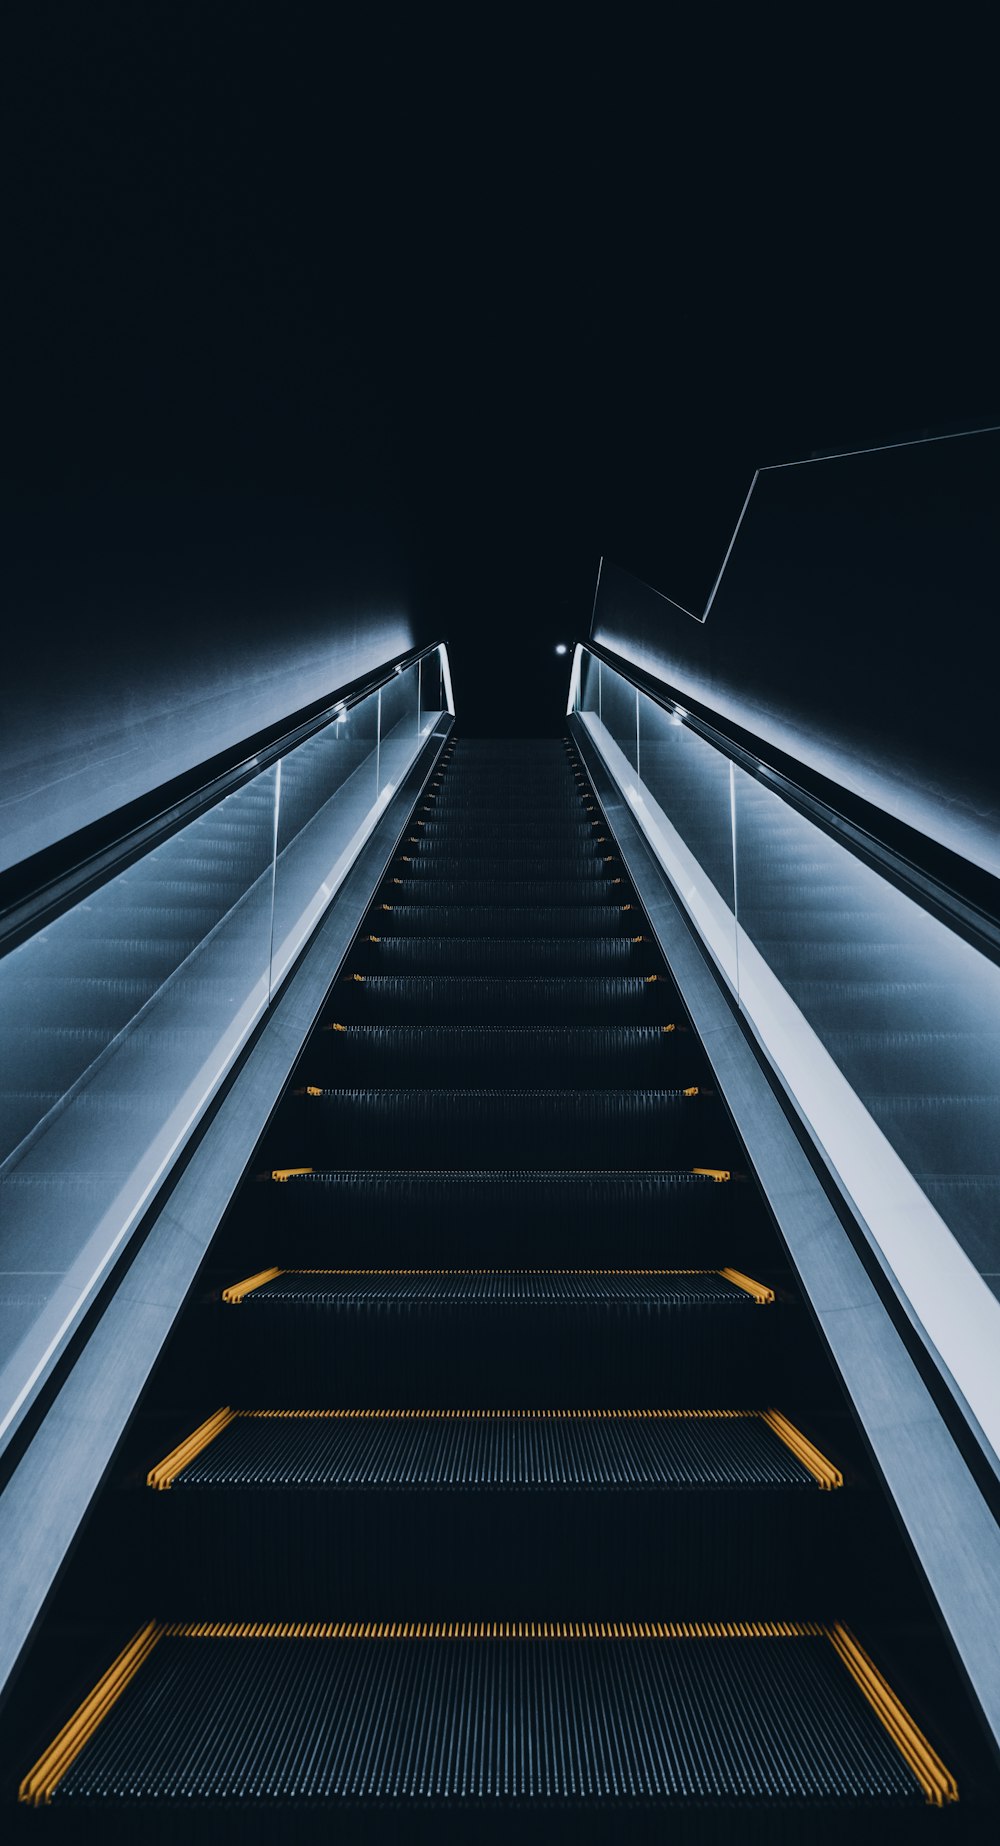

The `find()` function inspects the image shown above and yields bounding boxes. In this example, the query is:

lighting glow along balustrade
[0,645,452,1460]
[570,642,1000,1479]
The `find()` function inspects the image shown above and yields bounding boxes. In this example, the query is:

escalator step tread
[383,881,632,904]
[308,1025,695,1085]
[334,976,673,1023]
[396,856,619,875]
[353,937,657,971]
[39,1625,930,1805]
[265,1167,733,1192]
[168,1409,818,1490]
[234,1270,752,1306]
[370,905,639,936]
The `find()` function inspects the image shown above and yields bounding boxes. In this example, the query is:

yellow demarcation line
[221,1268,283,1303]
[761,1410,843,1489]
[271,1168,313,1181]
[163,1619,823,1641]
[220,1265,773,1294]
[239,1407,750,1421]
[280,1267,719,1275]
[18,1622,162,1806]
[147,1409,236,1490]
[719,1267,775,1304]
[691,1167,730,1181]
[826,1624,959,1806]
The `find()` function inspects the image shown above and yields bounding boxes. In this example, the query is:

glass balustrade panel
[0,761,280,1456]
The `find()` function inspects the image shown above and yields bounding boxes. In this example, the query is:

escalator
[10,737,986,1838]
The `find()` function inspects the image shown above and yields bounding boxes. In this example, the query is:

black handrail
[0,640,448,958]
[579,639,1000,970]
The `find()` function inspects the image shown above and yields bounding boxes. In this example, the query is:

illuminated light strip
[147,1409,236,1490]
[719,1267,774,1304]
[18,1622,162,1806]
[827,1624,958,1805]
[221,1268,283,1303]
[761,1410,843,1488]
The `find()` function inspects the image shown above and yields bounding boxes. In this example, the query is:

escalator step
[350,937,661,974]
[305,1025,698,1086]
[277,1087,728,1167]
[217,1264,785,1406]
[415,818,603,840]
[225,1268,768,1307]
[394,855,620,878]
[24,1624,944,1807]
[332,976,672,1024]
[160,1409,822,1491]
[237,1170,753,1270]
[424,796,592,815]
[382,879,632,905]
[369,904,639,937]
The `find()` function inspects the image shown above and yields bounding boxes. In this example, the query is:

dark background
[2,7,997,863]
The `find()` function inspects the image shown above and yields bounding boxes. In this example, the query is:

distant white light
[555,643,568,655]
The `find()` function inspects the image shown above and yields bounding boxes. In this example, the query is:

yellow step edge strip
[761,1410,843,1490]
[162,1619,823,1640]
[239,1407,750,1420]
[719,1267,775,1304]
[18,1622,162,1806]
[222,1268,283,1303]
[271,1167,313,1181]
[826,1624,958,1806]
[221,1266,772,1298]
[691,1167,730,1181]
[147,1409,236,1490]
[275,1267,720,1276]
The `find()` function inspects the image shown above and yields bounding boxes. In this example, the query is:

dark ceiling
[5,9,996,735]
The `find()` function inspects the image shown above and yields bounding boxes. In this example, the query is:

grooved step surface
[48,1628,925,1805]
[308,1025,697,1086]
[333,977,674,1024]
[239,1271,755,1306]
[383,880,632,905]
[352,937,659,972]
[171,1412,816,1490]
[282,1089,723,1167]
[370,904,640,936]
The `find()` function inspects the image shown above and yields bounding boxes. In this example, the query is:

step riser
[219,1309,797,1405]
[395,858,621,878]
[381,881,635,906]
[148,1492,862,1616]
[367,906,639,937]
[332,985,674,1026]
[227,1180,764,1269]
[303,1033,701,1088]
[269,1094,732,1170]
[349,940,662,975]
